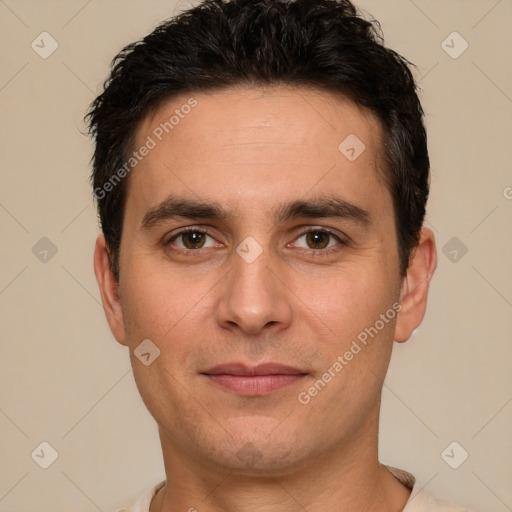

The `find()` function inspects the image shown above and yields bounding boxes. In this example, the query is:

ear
[93,234,127,346]
[394,227,437,343]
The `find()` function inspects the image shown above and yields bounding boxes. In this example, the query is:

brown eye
[168,230,216,250]
[181,231,206,249]
[305,231,331,249]
[293,229,343,251]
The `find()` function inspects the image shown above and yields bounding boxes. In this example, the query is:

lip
[201,363,308,396]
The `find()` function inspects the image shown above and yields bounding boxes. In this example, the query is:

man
[87,0,470,510]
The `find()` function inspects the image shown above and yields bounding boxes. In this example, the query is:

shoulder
[114,481,166,512]
[405,490,475,512]
[384,465,475,512]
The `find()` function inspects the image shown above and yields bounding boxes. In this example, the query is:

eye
[292,228,344,251]
[167,228,217,250]
[164,227,345,255]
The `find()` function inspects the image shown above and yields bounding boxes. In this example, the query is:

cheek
[120,257,200,339]
[120,259,217,396]
[130,352,207,450]
[120,264,206,427]
[298,270,398,420]
[295,264,397,341]
[294,265,400,402]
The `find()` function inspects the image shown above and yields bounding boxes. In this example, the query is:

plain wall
[0,1,510,510]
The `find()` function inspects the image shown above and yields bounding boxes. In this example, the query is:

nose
[216,245,293,336]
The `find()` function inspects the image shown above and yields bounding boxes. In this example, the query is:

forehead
[138,85,384,155]
[127,85,389,216]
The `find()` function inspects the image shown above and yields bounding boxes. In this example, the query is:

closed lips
[202,363,307,376]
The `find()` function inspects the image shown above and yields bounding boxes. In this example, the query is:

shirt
[116,465,473,512]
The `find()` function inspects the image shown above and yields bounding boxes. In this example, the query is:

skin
[94,85,437,512]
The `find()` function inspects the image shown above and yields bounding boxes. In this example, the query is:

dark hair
[86,0,429,281]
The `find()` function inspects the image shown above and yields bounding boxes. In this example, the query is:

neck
[150,406,411,512]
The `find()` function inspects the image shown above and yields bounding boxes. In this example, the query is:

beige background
[0,0,511,510]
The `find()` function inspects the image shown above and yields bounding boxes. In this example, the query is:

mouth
[201,363,308,396]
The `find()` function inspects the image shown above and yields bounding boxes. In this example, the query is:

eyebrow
[140,194,371,231]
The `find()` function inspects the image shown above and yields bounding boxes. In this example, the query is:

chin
[198,420,312,475]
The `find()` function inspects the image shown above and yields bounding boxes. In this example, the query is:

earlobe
[394,228,437,343]
[93,234,127,346]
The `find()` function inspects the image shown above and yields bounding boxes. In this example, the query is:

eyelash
[164,227,346,256]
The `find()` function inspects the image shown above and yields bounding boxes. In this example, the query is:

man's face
[109,86,405,473]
